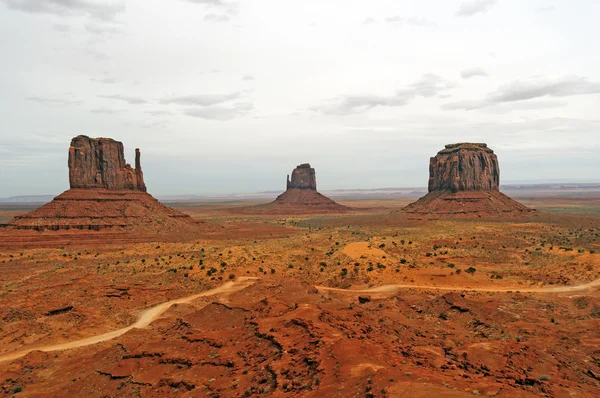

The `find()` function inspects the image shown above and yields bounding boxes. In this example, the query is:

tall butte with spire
[7,135,194,232]
[404,143,533,216]
[237,163,348,214]
[272,163,347,211]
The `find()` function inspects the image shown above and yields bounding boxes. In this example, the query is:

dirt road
[2,275,599,364]
[0,277,257,363]
[316,276,600,294]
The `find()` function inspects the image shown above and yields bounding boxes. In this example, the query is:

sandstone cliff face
[286,163,317,190]
[68,135,147,192]
[428,143,499,193]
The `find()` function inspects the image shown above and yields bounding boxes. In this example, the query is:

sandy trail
[0,277,257,364]
[316,277,600,294]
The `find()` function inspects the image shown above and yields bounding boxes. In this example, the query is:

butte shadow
[232,163,349,215]
[404,143,534,218]
[4,135,196,234]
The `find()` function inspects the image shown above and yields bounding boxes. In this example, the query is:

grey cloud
[180,0,227,5]
[180,0,239,21]
[384,16,435,27]
[489,76,600,103]
[3,0,126,21]
[98,94,147,104]
[242,75,254,81]
[443,76,600,110]
[85,23,123,36]
[363,17,375,25]
[91,76,117,84]
[27,96,82,106]
[313,74,453,115]
[82,48,111,61]
[461,67,488,79]
[146,110,173,116]
[537,6,555,12]
[183,103,253,121]
[441,100,484,110]
[160,92,240,106]
[139,120,169,129]
[204,12,230,22]
[52,24,70,32]
[456,0,497,17]
[90,108,120,114]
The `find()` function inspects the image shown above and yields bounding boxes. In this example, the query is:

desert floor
[0,195,599,397]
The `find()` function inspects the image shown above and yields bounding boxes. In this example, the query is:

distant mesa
[286,163,317,190]
[5,135,195,232]
[273,163,348,211]
[232,163,349,214]
[405,143,533,216]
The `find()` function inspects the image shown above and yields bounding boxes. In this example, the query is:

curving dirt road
[0,277,257,364]
[1,275,599,364]
[316,276,600,294]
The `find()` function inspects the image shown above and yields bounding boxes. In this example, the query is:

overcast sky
[1,0,599,196]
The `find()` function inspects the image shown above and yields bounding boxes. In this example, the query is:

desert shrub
[465,267,476,274]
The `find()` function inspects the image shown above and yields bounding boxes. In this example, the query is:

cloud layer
[4,0,125,21]
[456,0,497,17]
[314,74,453,115]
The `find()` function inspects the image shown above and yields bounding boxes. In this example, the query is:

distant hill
[0,195,55,204]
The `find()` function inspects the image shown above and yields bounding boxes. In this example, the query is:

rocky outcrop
[68,135,146,192]
[428,143,499,193]
[405,143,532,217]
[5,135,198,233]
[233,163,348,214]
[286,164,317,190]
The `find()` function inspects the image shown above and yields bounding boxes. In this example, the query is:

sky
[0,0,599,196]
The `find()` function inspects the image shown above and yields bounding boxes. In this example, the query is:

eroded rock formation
[68,135,146,192]
[286,163,317,190]
[6,135,197,233]
[428,143,499,193]
[405,143,532,216]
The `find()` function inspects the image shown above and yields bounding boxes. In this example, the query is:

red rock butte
[5,135,195,233]
[69,135,147,192]
[272,163,348,211]
[286,163,317,190]
[405,143,533,216]
[231,163,349,214]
